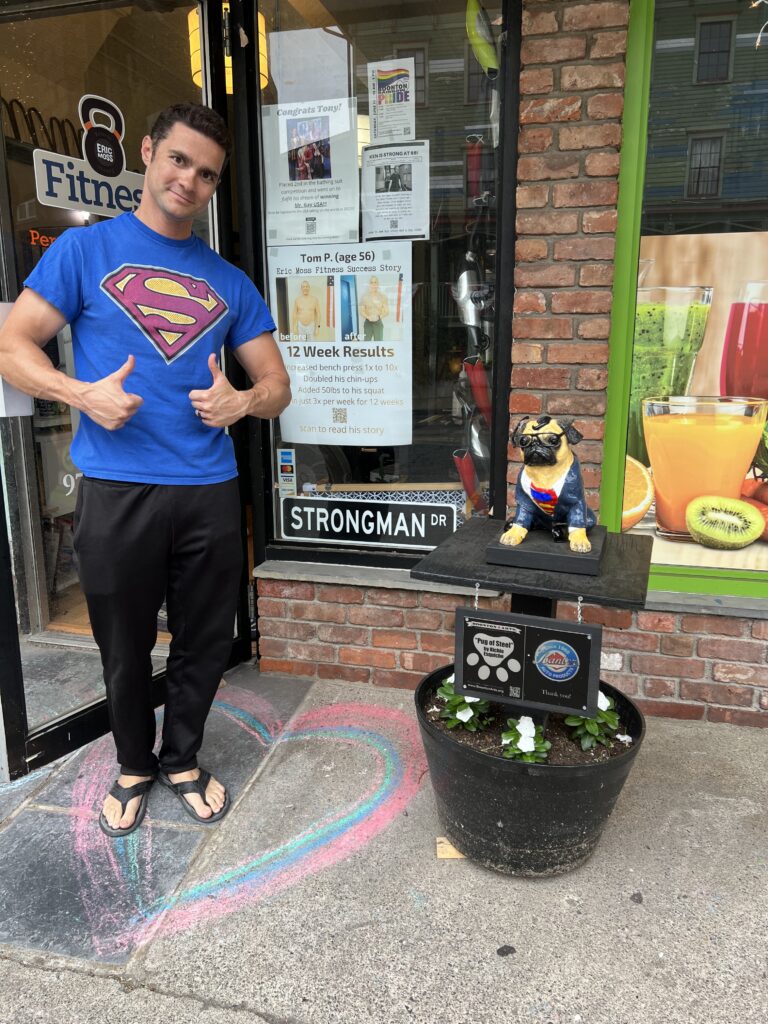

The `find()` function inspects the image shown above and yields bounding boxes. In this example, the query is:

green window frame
[600,0,767,600]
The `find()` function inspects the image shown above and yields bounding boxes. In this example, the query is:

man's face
[301,282,310,295]
[140,122,225,226]
[370,278,379,292]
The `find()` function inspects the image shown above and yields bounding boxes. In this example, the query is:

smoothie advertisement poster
[623,232,768,573]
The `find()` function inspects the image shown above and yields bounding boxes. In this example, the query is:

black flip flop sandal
[158,768,230,824]
[98,777,155,838]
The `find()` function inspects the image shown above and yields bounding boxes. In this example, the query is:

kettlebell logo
[79,95,125,178]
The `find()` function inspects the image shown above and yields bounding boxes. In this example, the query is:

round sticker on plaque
[534,639,580,683]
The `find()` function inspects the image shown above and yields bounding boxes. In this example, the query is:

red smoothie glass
[721,282,768,400]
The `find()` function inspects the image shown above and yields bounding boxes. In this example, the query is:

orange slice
[621,455,654,531]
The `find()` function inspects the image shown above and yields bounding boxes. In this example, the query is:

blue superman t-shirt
[24,213,276,485]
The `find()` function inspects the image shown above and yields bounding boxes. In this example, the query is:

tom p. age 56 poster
[268,241,412,446]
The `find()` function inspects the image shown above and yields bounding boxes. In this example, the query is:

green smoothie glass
[627,286,713,466]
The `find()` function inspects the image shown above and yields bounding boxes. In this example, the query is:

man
[359,276,390,342]
[0,103,291,837]
[291,280,321,340]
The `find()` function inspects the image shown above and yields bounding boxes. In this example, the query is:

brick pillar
[511,0,629,513]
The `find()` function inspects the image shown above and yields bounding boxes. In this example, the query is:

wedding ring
[195,409,202,418]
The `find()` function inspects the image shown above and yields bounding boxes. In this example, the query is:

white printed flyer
[262,97,359,245]
[368,59,416,143]
[361,141,430,241]
[268,241,412,446]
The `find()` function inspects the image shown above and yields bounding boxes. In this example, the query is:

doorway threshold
[26,631,171,658]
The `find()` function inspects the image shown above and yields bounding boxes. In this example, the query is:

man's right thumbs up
[82,354,144,431]
[112,354,136,382]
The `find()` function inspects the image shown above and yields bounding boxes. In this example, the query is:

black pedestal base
[485,525,607,576]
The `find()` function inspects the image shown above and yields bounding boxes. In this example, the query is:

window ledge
[645,591,768,620]
[253,559,503,598]
[253,564,767,618]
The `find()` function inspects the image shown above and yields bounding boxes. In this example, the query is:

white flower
[455,707,474,722]
[598,690,610,712]
[517,734,536,753]
[615,733,633,745]
[517,716,536,737]
[501,735,512,746]
[464,696,481,703]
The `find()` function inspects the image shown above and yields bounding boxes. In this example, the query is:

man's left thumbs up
[189,352,248,427]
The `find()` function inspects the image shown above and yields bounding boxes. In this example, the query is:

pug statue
[500,415,596,553]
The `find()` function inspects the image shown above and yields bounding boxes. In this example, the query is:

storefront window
[258,0,503,553]
[621,0,768,586]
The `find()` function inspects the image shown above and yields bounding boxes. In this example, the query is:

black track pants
[73,476,243,776]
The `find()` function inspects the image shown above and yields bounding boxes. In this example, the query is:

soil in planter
[423,686,631,767]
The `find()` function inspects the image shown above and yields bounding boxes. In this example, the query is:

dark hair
[149,103,232,159]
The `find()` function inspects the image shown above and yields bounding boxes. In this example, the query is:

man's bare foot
[166,768,226,819]
[102,774,154,831]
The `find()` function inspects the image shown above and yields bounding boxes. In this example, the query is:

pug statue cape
[501,415,596,553]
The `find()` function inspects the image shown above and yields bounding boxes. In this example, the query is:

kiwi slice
[685,495,764,550]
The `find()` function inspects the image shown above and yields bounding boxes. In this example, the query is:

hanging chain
[474,582,480,610]
[577,595,583,624]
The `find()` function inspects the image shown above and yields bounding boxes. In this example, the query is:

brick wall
[257,581,510,690]
[255,0,768,728]
[512,0,628,511]
[257,582,768,727]
[558,603,768,727]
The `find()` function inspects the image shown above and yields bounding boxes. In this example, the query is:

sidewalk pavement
[0,663,765,1024]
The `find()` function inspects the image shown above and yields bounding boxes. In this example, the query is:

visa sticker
[277,448,297,497]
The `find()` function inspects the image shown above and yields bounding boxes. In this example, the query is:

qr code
[389,218,398,230]
[305,218,316,235]
[509,687,522,699]
[332,407,348,424]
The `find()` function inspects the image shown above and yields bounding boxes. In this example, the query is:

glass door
[0,0,228,777]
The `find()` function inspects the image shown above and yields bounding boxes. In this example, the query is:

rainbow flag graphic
[377,68,410,104]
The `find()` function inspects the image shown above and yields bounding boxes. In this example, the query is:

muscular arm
[0,288,142,429]
[234,333,292,418]
[313,297,321,329]
[0,288,77,404]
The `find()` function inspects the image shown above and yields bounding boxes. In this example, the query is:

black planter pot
[415,665,646,877]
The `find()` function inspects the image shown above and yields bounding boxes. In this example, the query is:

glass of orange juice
[642,396,768,536]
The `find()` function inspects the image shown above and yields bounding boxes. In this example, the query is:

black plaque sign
[455,607,601,717]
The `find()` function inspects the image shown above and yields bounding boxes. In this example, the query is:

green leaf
[753,422,768,475]
[585,719,600,736]
[564,715,583,726]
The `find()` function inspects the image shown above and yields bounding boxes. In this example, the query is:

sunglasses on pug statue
[518,430,565,449]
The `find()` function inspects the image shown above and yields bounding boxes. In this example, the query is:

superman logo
[100,265,228,363]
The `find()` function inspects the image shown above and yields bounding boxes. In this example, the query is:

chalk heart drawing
[473,633,516,667]
[70,686,427,959]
